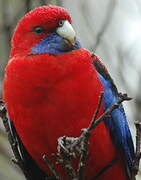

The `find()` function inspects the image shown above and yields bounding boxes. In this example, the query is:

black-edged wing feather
[91,53,118,93]
[91,53,135,173]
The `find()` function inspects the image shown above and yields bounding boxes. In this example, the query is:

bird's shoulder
[91,53,118,93]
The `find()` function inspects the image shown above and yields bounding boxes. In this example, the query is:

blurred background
[0,0,141,179]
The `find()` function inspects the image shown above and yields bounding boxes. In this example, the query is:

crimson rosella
[3,5,134,180]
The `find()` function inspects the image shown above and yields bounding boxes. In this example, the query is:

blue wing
[92,54,134,169]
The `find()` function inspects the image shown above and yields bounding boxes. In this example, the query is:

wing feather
[91,53,134,169]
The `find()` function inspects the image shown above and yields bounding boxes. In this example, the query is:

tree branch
[43,155,61,179]
[0,99,33,180]
[43,92,134,179]
[132,121,141,176]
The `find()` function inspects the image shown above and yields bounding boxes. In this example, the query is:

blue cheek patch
[32,32,81,54]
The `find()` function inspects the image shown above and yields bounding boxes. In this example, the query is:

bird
[3,5,134,180]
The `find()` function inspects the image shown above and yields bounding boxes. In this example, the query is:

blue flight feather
[98,73,134,168]
[32,32,81,54]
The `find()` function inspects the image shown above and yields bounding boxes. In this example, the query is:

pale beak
[56,20,76,46]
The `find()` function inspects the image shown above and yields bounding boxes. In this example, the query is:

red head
[10,6,74,57]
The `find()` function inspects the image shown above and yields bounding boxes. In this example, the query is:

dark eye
[33,26,45,34]
[58,20,65,27]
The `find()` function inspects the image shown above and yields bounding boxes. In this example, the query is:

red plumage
[3,6,129,180]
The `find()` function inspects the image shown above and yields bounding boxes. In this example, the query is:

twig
[43,155,61,180]
[53,93,104,180]
[132,121,141,177]
[0,100,31,180]
[77,129,88,180]
[77,92,104,180]
[57,137,78,180]
[88,93,132,131]
[92,92,104,120]
[78,93,131,179]
[72,93,131,149]
[51,92,132,180]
